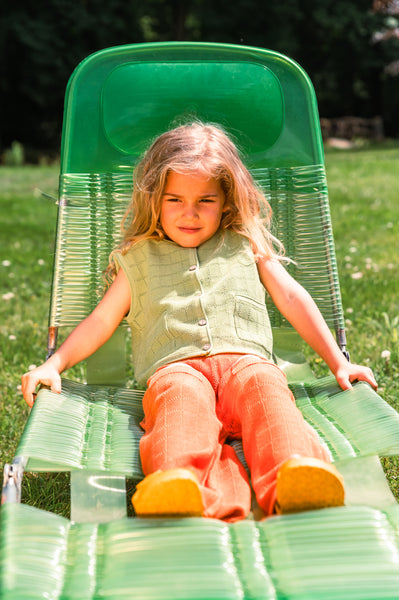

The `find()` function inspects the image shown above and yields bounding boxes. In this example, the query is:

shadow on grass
[21,472,71,518]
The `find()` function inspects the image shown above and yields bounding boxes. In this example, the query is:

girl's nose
[183,203,198,218]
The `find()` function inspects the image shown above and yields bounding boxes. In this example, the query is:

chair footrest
[2,502,399,599]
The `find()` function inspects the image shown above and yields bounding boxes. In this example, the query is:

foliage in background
[372,0,399,75]
[2,0,399,157]
[0,143,398,510]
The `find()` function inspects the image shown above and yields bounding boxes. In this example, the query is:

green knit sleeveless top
[114,230,273,386]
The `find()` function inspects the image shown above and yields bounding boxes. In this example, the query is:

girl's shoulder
[223,229,255,257]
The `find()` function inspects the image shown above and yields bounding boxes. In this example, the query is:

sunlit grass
[325,145,399,411]
[0,166,59,469]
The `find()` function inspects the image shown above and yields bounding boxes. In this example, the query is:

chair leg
[1,457,26,504]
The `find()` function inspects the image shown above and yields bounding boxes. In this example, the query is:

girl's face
[160,171,225,247]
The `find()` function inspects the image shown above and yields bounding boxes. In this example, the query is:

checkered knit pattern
[114,230,273,386]
[140,355,329,521]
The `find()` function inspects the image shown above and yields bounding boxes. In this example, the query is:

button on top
[202,344,211,351]
[189,265,197,272]
[198,319,207,326]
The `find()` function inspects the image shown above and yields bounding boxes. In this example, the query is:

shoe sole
[276,457,345,514]
[132,468,204,518]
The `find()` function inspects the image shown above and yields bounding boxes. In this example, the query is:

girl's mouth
[178,227,201,233]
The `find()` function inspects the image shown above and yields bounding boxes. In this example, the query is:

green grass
[0,166,65,512]
[325,144,399,412]
[1,145,399,512]
[0,168,58,458]
[322,144,399,501]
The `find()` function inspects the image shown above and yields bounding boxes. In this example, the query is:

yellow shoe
[132,468,204,518]
[275,457,345,514]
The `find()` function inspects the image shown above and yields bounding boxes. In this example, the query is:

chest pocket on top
[234,295,272,350]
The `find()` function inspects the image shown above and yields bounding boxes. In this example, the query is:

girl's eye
[200,198,215,203]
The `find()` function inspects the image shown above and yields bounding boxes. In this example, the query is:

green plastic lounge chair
[2,42,399,600]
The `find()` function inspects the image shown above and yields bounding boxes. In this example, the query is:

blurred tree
[137,0,202,40]
[1,0,142,156]
[200,0,384,120]
[0,0,396,157]
[372,0,399,74]
[371,0,399,133]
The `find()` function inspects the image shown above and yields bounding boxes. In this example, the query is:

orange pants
[140,354,329,522]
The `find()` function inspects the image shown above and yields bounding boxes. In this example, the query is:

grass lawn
[1,144,399,513]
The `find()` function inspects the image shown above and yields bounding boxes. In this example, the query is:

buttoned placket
[188,249,213,354]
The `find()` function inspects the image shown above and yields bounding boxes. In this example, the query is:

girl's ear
[222,199,237,218]
[222,199,230,214]
[220,203,235,230]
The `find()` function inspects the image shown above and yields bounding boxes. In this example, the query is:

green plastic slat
[297,397,357,459]
[231,520,277,600]
[0,504,73,600]
[2,503,399,600]
[384,503,399,530]
[16,380,144,478]
[49,173,132,328]
[314,380,399,457]
[293,386,357,460]
[291,377,399,460]
[259,506,399,600]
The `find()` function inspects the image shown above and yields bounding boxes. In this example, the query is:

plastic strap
[86,328,126,386]
[70,470,127,523]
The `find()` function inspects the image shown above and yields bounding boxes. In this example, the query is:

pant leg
[217,355,330,515]
[140,361,251,521]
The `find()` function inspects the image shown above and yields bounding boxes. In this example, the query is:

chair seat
[16,379,145,478]
[15,376,399,476]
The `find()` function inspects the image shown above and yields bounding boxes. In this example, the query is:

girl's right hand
[20,270,131,408]
[21,362,62,408]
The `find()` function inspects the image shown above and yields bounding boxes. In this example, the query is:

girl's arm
[257,257,377,391]
[21,269,131,407]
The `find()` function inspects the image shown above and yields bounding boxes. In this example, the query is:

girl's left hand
[333,362,378,391]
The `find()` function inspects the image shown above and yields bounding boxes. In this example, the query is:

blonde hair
[107,122,283,279]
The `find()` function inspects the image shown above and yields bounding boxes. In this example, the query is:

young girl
[22,122,377,521]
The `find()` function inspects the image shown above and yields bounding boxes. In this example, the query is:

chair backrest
[49,42,345,383]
